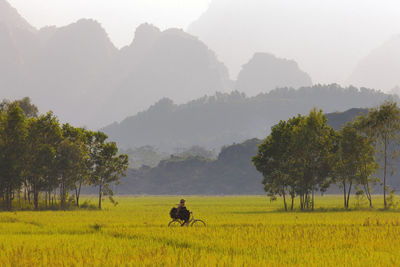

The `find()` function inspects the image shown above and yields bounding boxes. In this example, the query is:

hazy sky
[8,0,211,48]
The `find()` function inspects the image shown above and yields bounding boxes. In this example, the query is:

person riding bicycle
[176,199,190,226]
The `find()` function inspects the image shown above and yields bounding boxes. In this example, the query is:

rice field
[0,196,400,266]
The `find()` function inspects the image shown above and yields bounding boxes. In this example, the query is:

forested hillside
[104,107,400,195]
[103,85,394,151]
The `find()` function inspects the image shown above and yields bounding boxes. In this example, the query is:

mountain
[111,139,264,195]
[325,108,367,130]
[100,24,231,123]
[29,19,119,127]
[102,107,398,195]
[0,0,36,32]
[112,106,393,195]
[188,0,400,84]
[102,84,394,151]
[235,53,312,95]
[348,36,400,92]
[0,0,38,98]
[0,0,231,128]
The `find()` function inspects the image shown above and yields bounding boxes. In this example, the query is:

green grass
[0,196,400,266]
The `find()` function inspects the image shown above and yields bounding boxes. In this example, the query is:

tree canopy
[0,98,128,211]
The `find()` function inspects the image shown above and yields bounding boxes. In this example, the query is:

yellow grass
[0,196,400,266]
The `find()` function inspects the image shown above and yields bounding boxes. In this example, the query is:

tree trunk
[34,191,39,210]
[383,135,387,209]
[365,183,373,208]
[6,186,12,211]
[343,181,347,208]
[98,184,102,210]
[75,180,82,208]
[18,190,21,208]
[312,188,314,211]
[282,189,287,211]
[346,182,352,209]
[291,195,294,211]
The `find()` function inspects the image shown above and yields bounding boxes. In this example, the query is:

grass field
[0,196,400,266]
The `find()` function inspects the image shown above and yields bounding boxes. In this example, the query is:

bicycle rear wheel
[191,219,206,227]
[168,220,183,227]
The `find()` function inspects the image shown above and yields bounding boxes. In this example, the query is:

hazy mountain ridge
[0,0,36,32]
[235,53,312,95]
[0,1,233,128]
[188,0,400,86]
[102,85,395,151]
[348,35,400,92]
[100,24,232,124]
[2,0,399,130]
[108,108,398,195]
[2,1,323,129]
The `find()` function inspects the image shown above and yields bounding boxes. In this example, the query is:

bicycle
[168,212,206,227]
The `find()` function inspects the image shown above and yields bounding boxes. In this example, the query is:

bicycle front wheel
[191,219,206,227]
[168,220,182,227]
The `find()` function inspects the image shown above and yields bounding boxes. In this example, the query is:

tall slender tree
[291,109,337,210]
[88,132,129,209]
[253,116,303,211]
[26,112,62,210]
[357,101,400,208]
[334,123,377,208]
[0,104,27,210]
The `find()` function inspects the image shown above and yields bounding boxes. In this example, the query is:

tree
[253,109,337,211]
[357,101,400,208]
[60,124,90,208]
[252,116,303,211]
[0,104,27,210]
[26,112,62,210]
[334,123,377,208]
[291,109,337,210]
[1,97,38,118]
[88,132,129,209]
[57,139,86,209]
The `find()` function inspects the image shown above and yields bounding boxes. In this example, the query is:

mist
[189,0,400,85]
[1,0,400,131]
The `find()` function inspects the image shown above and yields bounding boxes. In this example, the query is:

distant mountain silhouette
[100,24,231,123]
[0,1,231,128]
[113,139,264,195]
[0,0,36,32]
[348,35,400,92]
[103,107,397,195]
[325,108,368,130]
[235,53,312,95]
[31,19,118,126]
[188,0,400,84]
[1,0,398,130]
[102,84,394,151]
[0,0,37,97]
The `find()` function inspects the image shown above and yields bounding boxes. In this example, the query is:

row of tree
[0,98,128,211]
[253,101,400,210]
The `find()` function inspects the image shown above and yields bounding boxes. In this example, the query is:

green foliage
[0,98,128,211]
[88,133,129,209]
[103,84,394,152]
[0,104,28,210]
[355,100,400,208]
[333,122,378,208]
[253,109,337,211]
[121,146,166,169]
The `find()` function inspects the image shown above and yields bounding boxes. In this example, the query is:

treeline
[0,98,128,211]
[253,101,400,211]
[114,139,262,195]
[103,84,395,151]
